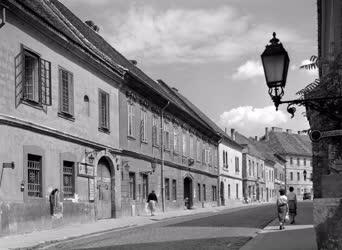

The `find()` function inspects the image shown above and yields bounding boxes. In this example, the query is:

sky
[60,0,318,137]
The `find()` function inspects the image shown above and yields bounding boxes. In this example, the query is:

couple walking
[277,186,297,230]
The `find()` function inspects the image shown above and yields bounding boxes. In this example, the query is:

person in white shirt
[277,188,289,230]
[287,186,297,224]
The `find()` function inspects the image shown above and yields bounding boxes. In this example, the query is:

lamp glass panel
[263,54,285,85]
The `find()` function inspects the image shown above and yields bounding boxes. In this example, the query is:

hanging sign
[77,162,95,178]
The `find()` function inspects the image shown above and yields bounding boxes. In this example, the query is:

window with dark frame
[164,121,170,150]
[129,172,136,200]
[290,172,293,181]
[128,102,135,137]
[297,172,300,181]
[140,109,147,143]
[99,89,110,131]
[165,178,170,200]
[27,154,42,197]
[172,179,177,200]
[297,158,300,165]
[142,174,148,200]
[63,161,75,198]
[59,68,74,117]
[235,156,239,173]
[198,183,201,201]
[212,185,217,201]
[228,184,231,199]
[236,183,239,199]
[15,47,51,107]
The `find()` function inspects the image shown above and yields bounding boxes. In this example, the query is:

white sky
[61,0,317,137]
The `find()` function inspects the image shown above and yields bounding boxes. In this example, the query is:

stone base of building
[313,198,342,250]
[0,200,95,236]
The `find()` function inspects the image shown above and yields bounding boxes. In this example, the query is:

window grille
[63,161,74,198]
[27,154,42,197]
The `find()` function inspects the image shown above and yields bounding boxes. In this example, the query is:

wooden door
[96,158,112,219]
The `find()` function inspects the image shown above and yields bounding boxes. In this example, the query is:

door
[184,177,193,209]
[96,157,112,219]
[220,181,225,205]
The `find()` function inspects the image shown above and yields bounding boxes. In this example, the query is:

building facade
[0,0,123,235]
[218,133,243,206]
[261,127,312,200]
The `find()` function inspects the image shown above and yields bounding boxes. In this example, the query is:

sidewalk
[0,202,261,250]
[240,201,317,250]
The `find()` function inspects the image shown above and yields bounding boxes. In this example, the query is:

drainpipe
[217,134,223,207]
[160,101,169,213]
[0,7,6,29]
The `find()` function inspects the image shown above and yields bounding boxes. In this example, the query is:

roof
[7,0,221,139]
[234,132,264,159]
[254,141,286,166]
[263,131,312,157]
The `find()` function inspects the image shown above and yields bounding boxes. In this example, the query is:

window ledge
[98,127,110,134]
[21,99,44,110]
[58,112,75,122]
[127,135,136,140]
[141,140,148,144]
[152,144,160,148]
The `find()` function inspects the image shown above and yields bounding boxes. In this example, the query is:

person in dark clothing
[147,190,158,216]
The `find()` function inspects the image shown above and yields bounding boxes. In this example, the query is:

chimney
[130,60,137,65]
[85,20,100,32]
[255,136,258,141]
[286,129,292,134]
[265,127,269,140]
[298,131,301,135]
[271,127,282,132]
[231,128,235,141]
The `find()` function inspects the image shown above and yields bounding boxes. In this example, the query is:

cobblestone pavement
[43,204,277,250]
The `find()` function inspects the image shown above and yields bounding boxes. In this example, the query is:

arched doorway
[220,181,225,206]
[183,177,193,209]
[96,157,112,219]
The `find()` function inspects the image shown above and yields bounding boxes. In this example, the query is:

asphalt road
[43,204,280,250]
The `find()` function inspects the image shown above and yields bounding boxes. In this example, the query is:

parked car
[303,192,311,200]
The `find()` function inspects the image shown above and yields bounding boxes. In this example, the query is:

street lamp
[261,32,342,120]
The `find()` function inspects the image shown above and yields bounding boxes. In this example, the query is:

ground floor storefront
[120,155,219,217]
[0,125,121,236]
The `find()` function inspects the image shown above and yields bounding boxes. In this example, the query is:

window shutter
[140,118,144,142]
[59,69,63,112]
[15,51,24,107]
[68,73,74,115]
[202,148,205,163]
[106,92,110,129]
[98,91,101,128]
[40,58,51,106]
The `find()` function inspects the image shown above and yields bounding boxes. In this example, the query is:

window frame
[172,179,177,201]
[129,172,136,200]
[27,153,43,198]
[98,89,110,133]
[165,178,170,200]
[58,67,74,120]
[127,101,135,138]
[152,115,159,147]
[140,108,148,143]
[62,160,75,198]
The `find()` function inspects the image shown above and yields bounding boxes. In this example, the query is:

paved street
[42,204,277,250]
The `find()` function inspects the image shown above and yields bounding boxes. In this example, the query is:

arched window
[84,95,90,116]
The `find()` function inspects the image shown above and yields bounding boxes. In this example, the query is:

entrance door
[96,157,112,219]
[183,177,193,209]
[220,181,225,205]
[266,188,269,202]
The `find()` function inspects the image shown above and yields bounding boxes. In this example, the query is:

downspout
[160,101,170,213]
[0,7,6,29]
[217,134,223,207]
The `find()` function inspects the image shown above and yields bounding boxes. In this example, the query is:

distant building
[218,130,243,206]
[260,127,313,199]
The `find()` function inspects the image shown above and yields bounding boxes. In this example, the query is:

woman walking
[147,190,158,216]
[287,186,297,224]
[276,188,288,230]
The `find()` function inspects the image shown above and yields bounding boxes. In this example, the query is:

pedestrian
[287,186,297,224]
[276,188,288,230]
[147,190,158,216]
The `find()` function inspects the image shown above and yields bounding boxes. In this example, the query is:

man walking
[147,190,158,216]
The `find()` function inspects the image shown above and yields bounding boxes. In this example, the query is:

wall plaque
[77,162,95,178]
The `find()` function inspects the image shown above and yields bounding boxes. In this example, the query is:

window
[236,184,239,199]
[173,128,179,153]
[63,161,75,198]
[304,158,306,166]
[98,89,110,131]
[164,121,170,150]
[142,174,148,200]
[165,178,170,200]
[203,184,206,201]
[223,150,228,169]
[297,188,300,195]
[140,109,147,142]
[290,172,293,181]
[310,173,313,181]
[196,140,201,161]
[190,136,194,159]
[290,157,293,164]
[198,183,201,201]
[297,158,300,165]
[84,95,90,116]
[15,47,51,107]
[172,180,177,200]
[152,116,159,146]
[27,154,42,197]
[228,184,231,199]
[235,156,239,173]
[248,160,252,176]
[58,68,74,117]
[248,186,251,198]
[297,172,300,181]
[205,148,210,164]
[212,186,217,201]
[129,172,136,200]
[128,102,135,137]
[182,133,187,156]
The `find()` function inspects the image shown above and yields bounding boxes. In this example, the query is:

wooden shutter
[40,58,51,106]
[15,51,24,107]
[68,72,74,115]
[106,92,110,129]
[140,118,144,142]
